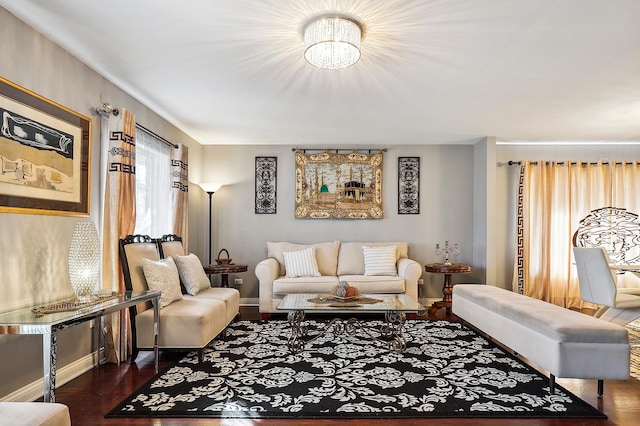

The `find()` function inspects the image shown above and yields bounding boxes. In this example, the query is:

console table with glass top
[277,293,425,354]
[0,290,160,403]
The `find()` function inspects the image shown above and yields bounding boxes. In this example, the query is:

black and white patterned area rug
[106,320,605,419]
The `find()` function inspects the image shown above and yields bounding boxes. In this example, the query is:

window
[134,127,172,236]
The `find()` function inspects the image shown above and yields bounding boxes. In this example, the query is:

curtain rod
[136,124,178,149]
[507,160,636,166]
[292,148,387,153]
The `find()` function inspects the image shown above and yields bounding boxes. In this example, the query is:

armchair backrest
[119,234,161,315]
[158,234,186,260]
[573,246,618,307]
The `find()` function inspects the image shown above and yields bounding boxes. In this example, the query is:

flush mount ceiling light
[303,16,362,69]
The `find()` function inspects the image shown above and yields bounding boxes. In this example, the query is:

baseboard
[1,351,98,402]
[240,297,258,306]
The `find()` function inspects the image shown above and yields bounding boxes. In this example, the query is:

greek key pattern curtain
[102,108,136,363]
[514,160,640,308]
[170,144,189,250]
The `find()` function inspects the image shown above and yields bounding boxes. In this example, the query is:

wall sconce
[68,221,100,302]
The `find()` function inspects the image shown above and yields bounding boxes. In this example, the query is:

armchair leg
[549,374,555,394]
[597,379,604,398]
[261,313,269,321]
[198,348,205,362]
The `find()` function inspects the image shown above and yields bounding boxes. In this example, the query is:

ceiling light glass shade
[304,17,361,69]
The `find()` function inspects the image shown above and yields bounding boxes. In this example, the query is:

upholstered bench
[0,402,71,426]
[120,235,240,362]
[452,284,630,397]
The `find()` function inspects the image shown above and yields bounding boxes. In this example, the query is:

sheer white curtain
[135,128,172,236]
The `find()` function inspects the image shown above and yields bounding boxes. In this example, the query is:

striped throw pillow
[283,247,321,278]
[363,245,398,276]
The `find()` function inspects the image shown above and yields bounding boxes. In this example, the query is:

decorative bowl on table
[330,281,360,300]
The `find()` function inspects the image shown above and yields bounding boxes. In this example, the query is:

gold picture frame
[295,150,383,219]
[0,77,91,216]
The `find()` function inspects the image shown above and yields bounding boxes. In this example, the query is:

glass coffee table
[276,293,425,354]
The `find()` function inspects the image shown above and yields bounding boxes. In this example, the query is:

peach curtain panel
[170,144,189,250]
[514,160,640,309]
[102,108,136,363]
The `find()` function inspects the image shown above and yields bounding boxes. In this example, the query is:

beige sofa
[119,234,239,361]
[256,241,422,318]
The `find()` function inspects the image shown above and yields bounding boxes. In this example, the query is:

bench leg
[549,374,555,394]
[597,379,604,398]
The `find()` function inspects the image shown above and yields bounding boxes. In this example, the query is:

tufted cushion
[363,245,398,276]
[142,257,183,308]
[283,247,321,278]
[174,253,211,295]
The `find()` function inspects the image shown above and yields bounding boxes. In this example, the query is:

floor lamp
[198,183,223,265]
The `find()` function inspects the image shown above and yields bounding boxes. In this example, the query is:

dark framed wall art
[0,77,91,216]
[255,156,277,214]
[398,157,420,214]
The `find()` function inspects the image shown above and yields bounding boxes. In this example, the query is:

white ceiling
[2,0,640,146]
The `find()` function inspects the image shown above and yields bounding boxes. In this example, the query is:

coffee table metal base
[286,310,407,354]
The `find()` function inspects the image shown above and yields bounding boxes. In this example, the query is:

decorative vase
[68,221,100,302]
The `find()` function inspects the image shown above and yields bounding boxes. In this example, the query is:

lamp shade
[304,17,362,69]
[198,182,223,194]
[68,221,100,302]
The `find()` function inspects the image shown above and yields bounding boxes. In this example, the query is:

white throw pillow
[283,247,321,278]
[142,257,183,308]
[174,253,211,295]
[363,245,398,276]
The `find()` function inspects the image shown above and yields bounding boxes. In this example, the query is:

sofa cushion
[273,276,340,294]
[0,402,71,426]
[142,257,183,308]
[268,241,340,276]
[283,247,321,278]
[363,245,398,276]
[453,284,629,344]
[338,242,408,275]
[174,253,211,295]
[136,298,226,348]
[186,287,240,324]
[339,275,406,294]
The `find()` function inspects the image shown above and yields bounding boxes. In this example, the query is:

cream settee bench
[0,402,70,426]
[120,235,239,362]
[256,241,422,319]
[452,284,630,397]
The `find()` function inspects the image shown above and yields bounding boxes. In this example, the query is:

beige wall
[196,144,480,302]
[0,8,203,400]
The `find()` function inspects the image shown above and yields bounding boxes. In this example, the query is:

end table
[203,264,248,287]
[425,263,472,315]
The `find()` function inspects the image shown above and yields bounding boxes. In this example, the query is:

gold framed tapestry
[0,77,91,216]
[295,150,383,219]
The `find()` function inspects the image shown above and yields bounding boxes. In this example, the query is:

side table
[425,263,472,315]
[204,264,248,287]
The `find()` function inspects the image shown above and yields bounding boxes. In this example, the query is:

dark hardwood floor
[54,306,640,425]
